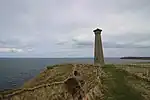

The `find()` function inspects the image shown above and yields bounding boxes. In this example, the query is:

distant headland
[120,57,150,60]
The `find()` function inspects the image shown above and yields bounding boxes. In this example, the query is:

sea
[0,58,150,91]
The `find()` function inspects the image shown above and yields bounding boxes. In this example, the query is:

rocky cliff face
[0,64,105,100]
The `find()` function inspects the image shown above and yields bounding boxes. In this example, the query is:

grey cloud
[0,38,33,48]
[56,30,150,50]
[107,32,150,48]
[112,0,150,12]
[56,38,93,48]
[104,48,150,57]
[0,37,35,54]
[0,0,150,57]
[56,41,68,45]
[71,36,150,49]
[73,41,93,48]
[0,40,6,45]
[84,0,150,16]
[104,42,150,48]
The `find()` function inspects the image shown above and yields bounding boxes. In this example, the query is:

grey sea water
[0,58,150,91]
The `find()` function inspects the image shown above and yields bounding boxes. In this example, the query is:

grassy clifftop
[1,63,150,100]
[0,64,105,100]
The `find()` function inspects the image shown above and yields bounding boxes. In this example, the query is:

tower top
[93,28,102,33]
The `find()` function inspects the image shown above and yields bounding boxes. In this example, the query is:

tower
[93,28,104,66]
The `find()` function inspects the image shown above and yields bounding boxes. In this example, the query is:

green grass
[102,64,144,100]
[46,65,56,69]
[135,62,150,64]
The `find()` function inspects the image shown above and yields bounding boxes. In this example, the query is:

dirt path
[102,65,144,100]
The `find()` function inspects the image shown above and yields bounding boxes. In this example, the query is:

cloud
[73,41,93,48]
[0,48,23,53]
[0,0,150,57]
[71,37,150,49]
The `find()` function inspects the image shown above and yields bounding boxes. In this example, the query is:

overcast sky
[0,0,150,57]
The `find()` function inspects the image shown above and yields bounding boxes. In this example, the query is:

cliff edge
[0,64,105,100]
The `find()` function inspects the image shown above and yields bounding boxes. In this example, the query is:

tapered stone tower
[93,28,104,66]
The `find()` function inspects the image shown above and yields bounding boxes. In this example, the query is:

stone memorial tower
[93,28,104,66]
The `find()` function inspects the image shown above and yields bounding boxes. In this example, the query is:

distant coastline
[120,57,150,60]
